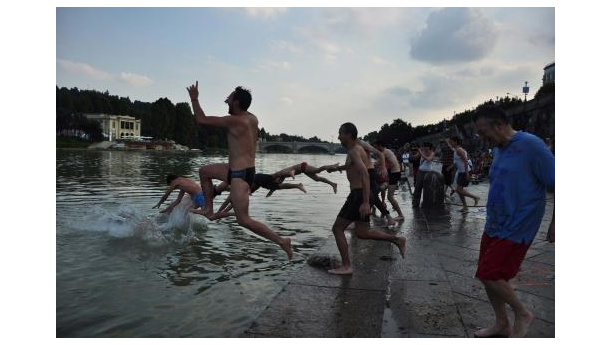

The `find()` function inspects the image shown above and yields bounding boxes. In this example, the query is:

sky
[56,7,554,141]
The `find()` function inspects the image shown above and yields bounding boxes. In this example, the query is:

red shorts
[475,232,530,281]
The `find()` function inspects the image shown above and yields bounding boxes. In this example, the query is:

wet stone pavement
[243,181,555,338]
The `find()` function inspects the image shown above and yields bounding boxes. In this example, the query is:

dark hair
[450,136,462,145]
[422,141,434,150]
[339,122,358,139]
[473,104,508,125]
[233,86,252,111]
[374,139,385,147]
[166,174,178,185]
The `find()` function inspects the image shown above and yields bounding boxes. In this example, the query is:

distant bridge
[258,141,344,154]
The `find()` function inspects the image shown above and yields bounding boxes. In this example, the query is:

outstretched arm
[187,81,234,128]
[153,183,177,209]
[327,164,347,173]
[160,190,185,214]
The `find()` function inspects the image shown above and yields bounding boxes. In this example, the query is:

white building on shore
[84,114,141,141]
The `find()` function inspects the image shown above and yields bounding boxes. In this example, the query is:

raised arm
[187,81,234,128]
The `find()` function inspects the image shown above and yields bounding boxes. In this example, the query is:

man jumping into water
[270,162,339,195]
[187,81,292,259]
[153,174,205,214]
[327,122,406,275]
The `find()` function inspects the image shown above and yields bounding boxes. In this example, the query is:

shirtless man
[187,82,292,259]
[152,174,205,214]
[327,123,406,275]
[272,162,339,194]
[209,173,307,219]
[373,140,405,221]
[329,139,397,228]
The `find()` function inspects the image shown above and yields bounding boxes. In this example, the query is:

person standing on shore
[439,139,457,199]
[472,104,555,338]
[327,123,406,275]
[411,142,435,208]
[187,82,292,259]
[447,136,480,211]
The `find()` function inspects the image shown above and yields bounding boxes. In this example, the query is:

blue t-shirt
[485,131,555,244]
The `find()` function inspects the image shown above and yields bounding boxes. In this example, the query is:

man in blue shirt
[473,104,555,338]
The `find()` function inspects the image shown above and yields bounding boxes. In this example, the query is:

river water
[56,149,384,337]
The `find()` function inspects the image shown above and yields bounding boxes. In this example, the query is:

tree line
[56,86,328,148]
[362,83,553,150]
[57,86,222,148]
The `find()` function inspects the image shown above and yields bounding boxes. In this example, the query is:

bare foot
[328,266,353,275]
[331,182,338,194]
[280,237,293,260]
[474,197,481,207]
[511,310,535,338]
[474,323,512,338]
[396,237,407,258]
[297,183,307,193]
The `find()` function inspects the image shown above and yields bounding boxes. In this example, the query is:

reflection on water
[56,150,351,337]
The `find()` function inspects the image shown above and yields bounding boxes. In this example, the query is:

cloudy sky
[56,7,554,140]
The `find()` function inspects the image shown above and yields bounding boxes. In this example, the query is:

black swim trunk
[253,173,280,191]
[442,165,454,186]
[227,167,256,187]
[456,172,469,187]
[388,171,401,186]
[338,189,370,223]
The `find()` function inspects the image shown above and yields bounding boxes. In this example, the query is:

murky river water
[56,149,367,337]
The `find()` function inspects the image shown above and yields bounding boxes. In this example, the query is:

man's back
[175,177,202,196]
[383,148,400,172]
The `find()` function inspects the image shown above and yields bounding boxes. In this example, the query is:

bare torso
[226,112,258,170]
[345,145,369,190]
[175,177,203,197]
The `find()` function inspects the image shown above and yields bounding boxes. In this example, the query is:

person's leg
[278,182,307,194]
[456,186,468,210]
[198,163,229,217]
[477,279,534,338]
[230,179,293,260]
[412,172,424,207]
[353,222,406,258]
[328,217,354,275]
[456,186,480,205]
[305,172,337,194]
[387,184,404,219]
[474,281,512,337]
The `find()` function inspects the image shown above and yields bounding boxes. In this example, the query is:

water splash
[71,201,207,246]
